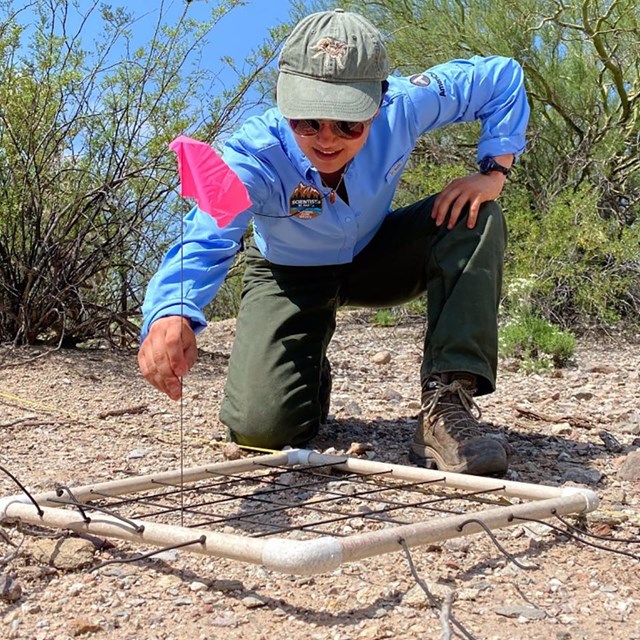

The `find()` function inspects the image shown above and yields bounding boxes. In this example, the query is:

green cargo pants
[220,195,507,449]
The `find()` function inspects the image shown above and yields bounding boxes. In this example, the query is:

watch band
[479,156,511,176]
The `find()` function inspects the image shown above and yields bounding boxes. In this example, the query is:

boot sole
[410,443,508,477]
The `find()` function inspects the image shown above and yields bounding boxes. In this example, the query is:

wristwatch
[479,156,511,176]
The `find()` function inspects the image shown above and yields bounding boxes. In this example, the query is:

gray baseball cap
[277,9,389,122]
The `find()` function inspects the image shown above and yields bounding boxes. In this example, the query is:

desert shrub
[371,309,397,327]
[502,184,640,331]
[499,311,576,373]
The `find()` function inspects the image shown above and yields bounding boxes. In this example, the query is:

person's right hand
[138,316,198,400]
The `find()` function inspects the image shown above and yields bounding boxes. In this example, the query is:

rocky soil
[1,311,639,640]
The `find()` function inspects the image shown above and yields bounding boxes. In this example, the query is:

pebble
[371,351,391,365]
[561,467,603,485]
[494,605,547,620]
[68,618,102,636]
[21,602,42,615]
[0,575,22,603]
[241,596,267,609]
[126,448,148,459]
[210,616,238,627]
[617,451,640,481]
[30,538,96,570]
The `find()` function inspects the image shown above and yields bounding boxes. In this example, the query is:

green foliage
[341,0,640,221]
[499,274,576,372]
[371,309,397,327]
[335,0,640,331]
[0,0,289,345]
[503,184,640,329]
[499,312,576,373]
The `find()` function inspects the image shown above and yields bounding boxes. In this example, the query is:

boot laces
[422,380,483,438]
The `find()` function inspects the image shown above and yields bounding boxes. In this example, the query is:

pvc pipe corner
[262,537,343,575]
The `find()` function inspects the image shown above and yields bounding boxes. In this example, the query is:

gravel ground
[1,311,639,640]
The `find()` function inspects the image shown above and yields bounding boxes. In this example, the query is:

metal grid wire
[69,459,515,539]
[1,450,600,575]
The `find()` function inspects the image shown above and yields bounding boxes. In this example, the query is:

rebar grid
[75,460,512,539]
[1,450,599,575]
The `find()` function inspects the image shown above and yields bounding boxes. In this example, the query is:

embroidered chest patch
[289,182,323,219]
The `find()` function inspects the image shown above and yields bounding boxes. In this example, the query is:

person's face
[289,116,375,174]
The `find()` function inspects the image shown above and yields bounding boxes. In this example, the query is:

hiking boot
[410,373,508,476]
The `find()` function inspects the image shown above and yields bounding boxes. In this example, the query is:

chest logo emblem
[289,183,323,219]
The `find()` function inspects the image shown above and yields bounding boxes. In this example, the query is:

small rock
[21,602,40,615]
[157,575,182,589]
[153,549,180,563]
[495,605,547,620]
[591,523,613,538]
[458,588,480,601]
[0,575,22,603]
[589,510,628,526]
[345,442,374,456]
[618,451,640,482]
[241,595,267,609]
[402,583,455,608]
[619,411,640,435]
[551,422,573,436]
[223,442,243,460]
[522,521,553,540]
[561,467,603,485]
[68,618,102,636]
[371,350,391,365]
[382,388,402,401]
[126,449,147,460]
[598,430,624,452]
[343,400,362,416]
[190,581,209,592]
[443,538,472,553]
[30,538,96,570]
[589,364,616,374]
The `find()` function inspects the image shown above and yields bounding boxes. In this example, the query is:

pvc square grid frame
[0,449,599,575]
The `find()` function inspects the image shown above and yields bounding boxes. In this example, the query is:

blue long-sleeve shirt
[141,55,529,339]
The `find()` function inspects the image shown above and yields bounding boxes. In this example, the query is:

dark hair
[379,80,389,105]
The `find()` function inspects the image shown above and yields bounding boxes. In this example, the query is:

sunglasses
[288,118,371,140]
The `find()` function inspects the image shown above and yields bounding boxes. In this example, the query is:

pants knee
[221,396,320,450]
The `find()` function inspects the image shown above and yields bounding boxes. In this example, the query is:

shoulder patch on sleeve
[409,73,431,88]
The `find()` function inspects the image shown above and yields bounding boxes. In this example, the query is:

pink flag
[169,135,252,227]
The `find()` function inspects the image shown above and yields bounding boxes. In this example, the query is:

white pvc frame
[0,449,599,575]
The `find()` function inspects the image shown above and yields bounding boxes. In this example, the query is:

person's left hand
[432,172,507,230]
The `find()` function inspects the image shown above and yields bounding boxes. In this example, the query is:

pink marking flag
[169,134,252,227]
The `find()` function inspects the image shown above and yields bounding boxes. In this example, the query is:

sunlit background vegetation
[0,0,637,372]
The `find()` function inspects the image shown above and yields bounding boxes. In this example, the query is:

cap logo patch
[311,37,350,67]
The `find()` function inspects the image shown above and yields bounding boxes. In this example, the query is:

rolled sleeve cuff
[477,135,527,163]
[140,302,207,342]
